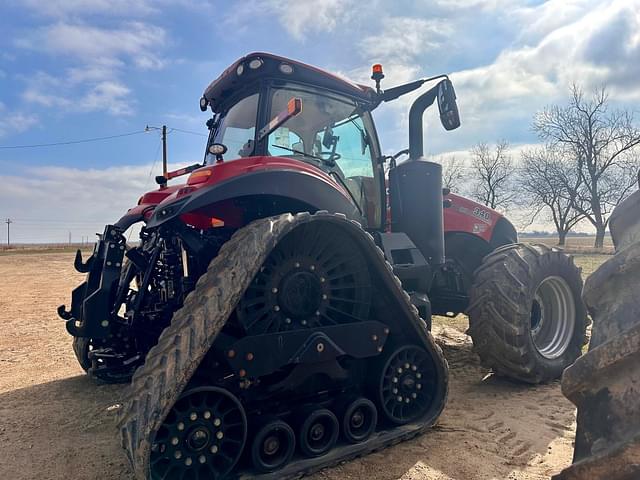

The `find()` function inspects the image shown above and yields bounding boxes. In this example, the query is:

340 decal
[473,207,491,221]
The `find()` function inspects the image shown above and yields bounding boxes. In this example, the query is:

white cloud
[226,0,359,40]
[17,21,168,116]
[13,0,215,18]
[14,0,157,17]
[360,17,452,63]
[0,103,39,138]
[436,0,640,148]
[78,81,133,115]
[17,21,167,70]
[270,0,357,40]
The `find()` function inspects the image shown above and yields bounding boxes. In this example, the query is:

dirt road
[0,252,601,480]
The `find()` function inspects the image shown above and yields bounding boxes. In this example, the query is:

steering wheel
[320,151,341,163]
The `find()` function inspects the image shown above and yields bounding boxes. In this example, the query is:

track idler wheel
[251,418,296,473]
[149,387,247,480]
[377,345,434,425]
[341,397,378,444]
[297,408,339,457]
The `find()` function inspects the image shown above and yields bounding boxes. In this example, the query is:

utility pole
[146,124,168,189]
[5,218,12,246]
[162,125,168,181]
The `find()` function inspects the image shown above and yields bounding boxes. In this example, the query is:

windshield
[267,84,380,226]
[266,86,374,176]
[206,93,259,164]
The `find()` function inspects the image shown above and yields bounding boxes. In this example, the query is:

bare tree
[534,85,640,247]
[469,140,515,210]
[519,145,584,246]
[440,155,466,192]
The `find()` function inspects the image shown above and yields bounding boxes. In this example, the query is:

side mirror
[437,79,460,131]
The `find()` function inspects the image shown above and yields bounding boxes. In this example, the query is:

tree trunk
[594,225,606,249]
[558,230,567,246]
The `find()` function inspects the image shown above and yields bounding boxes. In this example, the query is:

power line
[0,125,207,151]
[0,130,148,150]
[170,127,207,138]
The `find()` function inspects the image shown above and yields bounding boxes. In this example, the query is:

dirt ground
[0,252,606,480]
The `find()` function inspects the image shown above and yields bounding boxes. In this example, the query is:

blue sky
[1,0,639,242]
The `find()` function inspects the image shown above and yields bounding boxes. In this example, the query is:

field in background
[0,243,93,256]
[524,235,614,254]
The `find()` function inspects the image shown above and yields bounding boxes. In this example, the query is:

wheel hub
[263,435,280,456]
[309,423,325,442]
[350,410,365,429]
[187,427,210,452]
[279,271,322,318]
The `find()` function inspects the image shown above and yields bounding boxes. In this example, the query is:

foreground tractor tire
[72,336,92,372]
[117,212,448,480]
[72,336,133,384]
[554,190,640,480]
[467,244,586,383]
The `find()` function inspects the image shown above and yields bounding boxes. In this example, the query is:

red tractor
[59,53,586,480]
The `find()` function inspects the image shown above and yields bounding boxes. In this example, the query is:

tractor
[59,53,586,480]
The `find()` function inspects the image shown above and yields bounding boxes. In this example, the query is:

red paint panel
[123,156,347,228]
[443,193,503,241]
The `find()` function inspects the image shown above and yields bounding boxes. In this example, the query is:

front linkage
[59,220,229,382]
[58,224,127,339]
[57,224,142,381]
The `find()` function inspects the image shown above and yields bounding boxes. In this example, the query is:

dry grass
[524,236,614,254]
[0,244,93,256]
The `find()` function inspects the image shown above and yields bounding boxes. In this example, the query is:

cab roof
[202,52,378,112]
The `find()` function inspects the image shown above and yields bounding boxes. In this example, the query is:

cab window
[266,85,380,227]
[208,93,258,163]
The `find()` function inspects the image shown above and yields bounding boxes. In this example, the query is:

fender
[146,168,361,229]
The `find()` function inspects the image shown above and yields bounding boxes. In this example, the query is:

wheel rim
[378,345,434,425]
[251,420,295,472]
[299,409,339,457]
[530,275,576,359]
[343,398,377,444]
[150,387,247,480]
[236,223,371,334]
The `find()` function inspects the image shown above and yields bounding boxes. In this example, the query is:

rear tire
[467,243,586,383]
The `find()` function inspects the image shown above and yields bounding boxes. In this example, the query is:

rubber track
[467,243,585,383]
[117,212,448,480]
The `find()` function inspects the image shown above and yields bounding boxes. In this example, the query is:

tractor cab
[200,53,385,228]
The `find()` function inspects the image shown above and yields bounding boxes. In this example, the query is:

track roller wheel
[378,345,435,425]
[149,387,247,480]
[298,408,339,457]
[251,418,296,473]
[340,397,377,444]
